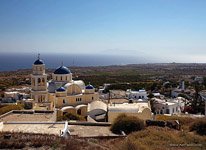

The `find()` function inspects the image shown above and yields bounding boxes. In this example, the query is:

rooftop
[108,102,150,113]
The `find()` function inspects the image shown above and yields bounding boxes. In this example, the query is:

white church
[30,55,99,116]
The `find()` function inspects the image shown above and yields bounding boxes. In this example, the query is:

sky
[0,0,206,63]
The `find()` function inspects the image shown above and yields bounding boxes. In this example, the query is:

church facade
[30,55,99,115]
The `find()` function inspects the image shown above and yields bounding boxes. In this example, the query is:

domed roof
[54,66,71,74]
[33,54,44,65]
[86,84,94,89]
[56,87,66,92]
[34,59,44,65]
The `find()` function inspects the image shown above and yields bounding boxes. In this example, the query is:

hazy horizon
[1,0,206,63]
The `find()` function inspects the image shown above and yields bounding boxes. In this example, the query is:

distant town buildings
[126,89,148,100]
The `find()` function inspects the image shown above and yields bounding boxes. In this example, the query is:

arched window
[63,99,65,104]
[38,78,41,83]
[38,96,41,102]
[92,97,93,100]
[77,109,81,115]
[32,78,35,86]
[61,76,62,81]
[42,78,45,83]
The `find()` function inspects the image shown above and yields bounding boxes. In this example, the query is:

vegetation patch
[110,114,145,134]
[121,127,206,150]
[0,104,23,116]
[57,112,86,121]
[190,118,206,136]
[0,132,123,149]
[155,115,195,131]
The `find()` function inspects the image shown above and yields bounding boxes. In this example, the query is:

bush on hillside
[189,119,206,135]
[110,114,145,135]
[62,113,86,121]
[0,104,23,116]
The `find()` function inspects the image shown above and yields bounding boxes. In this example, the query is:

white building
[4,91,20,100]
[108,101,151,122]
[109,90,126,99]
[126,89,148,100]
[152,97,185,115]
[87,100,107,121]
[87,99,152,122]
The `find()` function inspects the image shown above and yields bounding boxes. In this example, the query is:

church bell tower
[31,54,48,103]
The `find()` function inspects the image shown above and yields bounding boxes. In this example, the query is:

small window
[92,97,93,100]
[61,76,62,81]
[63,99,65,104]
[33,79,35,86]
[77,109,81,115]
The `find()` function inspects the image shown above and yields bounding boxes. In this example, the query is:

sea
[0,53,152,71]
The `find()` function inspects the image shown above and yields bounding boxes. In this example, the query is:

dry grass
[121,127,206,150]
[0,131,124,149]
[155,115,196,131]
[1,115,206,149]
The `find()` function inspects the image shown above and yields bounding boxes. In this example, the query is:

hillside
[1,63,206,91]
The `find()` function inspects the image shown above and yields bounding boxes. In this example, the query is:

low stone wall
[0,110,13,119]
[4,121,111,126]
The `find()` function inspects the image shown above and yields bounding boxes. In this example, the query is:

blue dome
[86,84,94,89]
[54,66,71,74]
[34,59,44,65]
[56,87,66,92]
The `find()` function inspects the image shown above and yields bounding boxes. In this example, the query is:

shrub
[190,118,206,135]
[0,104,23,115]
[110,114,145,135]
[62,113,85,121]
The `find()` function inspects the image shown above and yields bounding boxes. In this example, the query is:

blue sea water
[0,53,150,71]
